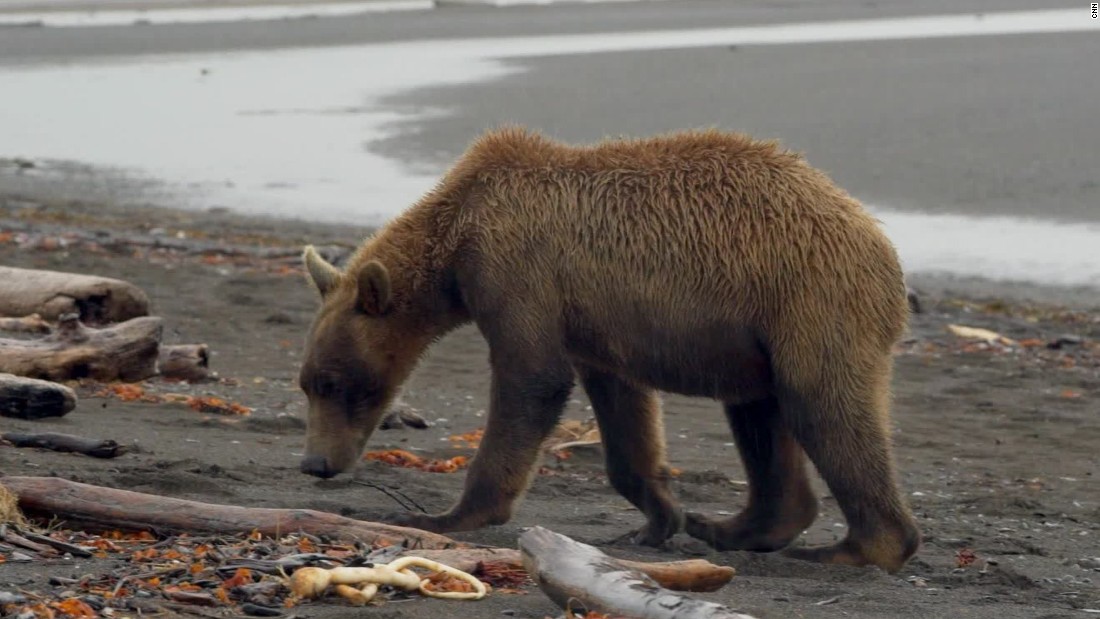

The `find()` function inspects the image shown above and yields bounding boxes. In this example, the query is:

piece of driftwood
[0,373,76,419]
[1,477,459,550]
[0,526,61,556]
[1,432,125,458]
[520,527,756,619]
[0,314,51,334]
[0,266,149,324]
[2,526,93,557]
[158,344,211,382]
[0,314,162,381]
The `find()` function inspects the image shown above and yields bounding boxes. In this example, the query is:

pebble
[1047,335,1083,349]
[0,592,27,605]
[81,596,106,610]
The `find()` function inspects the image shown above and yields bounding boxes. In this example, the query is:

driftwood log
[1,476,459,550]
[0,314,52,334]
[0,314,162,381]
[0,373,76,419]
[158,344,211,382]
[0,266,149,324]
[1,477,738,594]
[1,432,125,458]
[520,527,755,619]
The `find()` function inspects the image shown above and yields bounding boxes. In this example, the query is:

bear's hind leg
[685,396,818,552]
[578,366,683,546]
[779,367,920,574]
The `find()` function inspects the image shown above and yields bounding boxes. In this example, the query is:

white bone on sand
[289,557,488,605]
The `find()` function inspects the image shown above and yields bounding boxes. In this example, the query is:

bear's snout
[300,455,337,479]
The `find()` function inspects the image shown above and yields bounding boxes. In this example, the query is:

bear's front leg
[577,365,683,546]
[386,360,574,534]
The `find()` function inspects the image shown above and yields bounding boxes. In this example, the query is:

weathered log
[0,266,149,324]
[0,314,51,334]
[520,526,757,619]
[1,432,125,458]
[0,373,76,419]
[0,314,162,381]
[158,344,211,382]
[1,476,460,550]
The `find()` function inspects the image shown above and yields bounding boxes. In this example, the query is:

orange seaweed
[421,571,477,594]
[364,450,469,473]
[186,396,252,416]
[447,428,484,449]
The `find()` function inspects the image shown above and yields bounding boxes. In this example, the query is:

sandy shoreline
[1,192,1099,618]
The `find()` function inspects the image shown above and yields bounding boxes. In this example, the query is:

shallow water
[1,8,1097,286]
[0,0,433,27]
[872,208,1100,288]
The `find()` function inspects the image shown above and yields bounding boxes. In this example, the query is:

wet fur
[300,126,920,573]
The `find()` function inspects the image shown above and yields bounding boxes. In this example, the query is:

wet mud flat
[1,197,1099,619]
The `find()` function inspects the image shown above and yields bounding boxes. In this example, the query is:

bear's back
[457,128,898,307]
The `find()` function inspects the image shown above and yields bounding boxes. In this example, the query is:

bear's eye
[314,376,342,398]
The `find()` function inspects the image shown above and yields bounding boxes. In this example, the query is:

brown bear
[297,126,921,573]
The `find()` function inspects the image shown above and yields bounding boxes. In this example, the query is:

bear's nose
[300,455,337,479]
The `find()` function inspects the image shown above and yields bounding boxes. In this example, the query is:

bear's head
[297,246,420,479]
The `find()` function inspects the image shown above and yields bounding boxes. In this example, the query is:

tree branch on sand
[1,432,125,458]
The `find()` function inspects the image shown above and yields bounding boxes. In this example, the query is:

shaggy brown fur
[298,126,920,573]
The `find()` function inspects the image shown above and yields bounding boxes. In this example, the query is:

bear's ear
[357,260,392,316]
[303,245,341,296]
